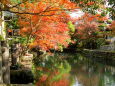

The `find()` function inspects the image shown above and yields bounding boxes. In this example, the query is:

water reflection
[73,77,83,86]
[34,53,115,86]
[34,54,72,86]
[69,53,115,86]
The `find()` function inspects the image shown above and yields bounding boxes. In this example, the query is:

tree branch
[1,7,76,16]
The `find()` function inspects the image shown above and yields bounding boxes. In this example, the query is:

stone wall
[100,37,115,51]
[83,49,115,61]
[20,53,33,69]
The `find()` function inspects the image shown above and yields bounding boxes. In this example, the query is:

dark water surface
[60,53,115,86]
[10,53,115,86]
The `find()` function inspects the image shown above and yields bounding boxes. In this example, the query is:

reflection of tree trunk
[72,65,99,86]
[1,41,10,84]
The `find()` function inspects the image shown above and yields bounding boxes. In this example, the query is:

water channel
[37,52,115,86]
[10,52,115,86]
[67,53,115,86]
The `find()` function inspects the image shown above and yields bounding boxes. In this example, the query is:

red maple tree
[18,0,77,51]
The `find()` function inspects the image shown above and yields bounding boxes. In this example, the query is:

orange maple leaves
[71,12,109,40]
[18,0,77,51]
[79,1,95,6]
[109,21,115,29]
[73,13,100,39]
[108,21,115,35]
[32,22,71,50]
[80,13,108,22]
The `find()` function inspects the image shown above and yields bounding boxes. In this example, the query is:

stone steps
[20,54,33,69]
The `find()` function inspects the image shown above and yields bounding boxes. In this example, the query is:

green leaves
[52,61,71,82]
[0,35,4,41]
[10,0,21,3]
[67,21,75,33]
[6,18,19,29]
[58,45,63,52]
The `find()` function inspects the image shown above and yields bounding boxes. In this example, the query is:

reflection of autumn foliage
[52,78,70,86]
[36,70,70,86]
[18,0,77,51]
[35,59,71,86]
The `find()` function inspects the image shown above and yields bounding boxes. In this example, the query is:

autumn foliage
[71,13,108,39]
[18,0,77,51]
[109,21,115,29]
[17,0,110,51]
[73,13,98,39]
[108,21,115,35]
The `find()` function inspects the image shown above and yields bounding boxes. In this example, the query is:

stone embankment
[83,49,115,60]
[83,49,115,65]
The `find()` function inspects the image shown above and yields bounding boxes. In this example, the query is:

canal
[10,52,115,86]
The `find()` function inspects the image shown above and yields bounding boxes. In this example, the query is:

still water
[67,53,115,86]
[35,53,115,86]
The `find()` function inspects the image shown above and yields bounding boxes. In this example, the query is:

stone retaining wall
[83,49,115,61]
[0,84,33,86]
